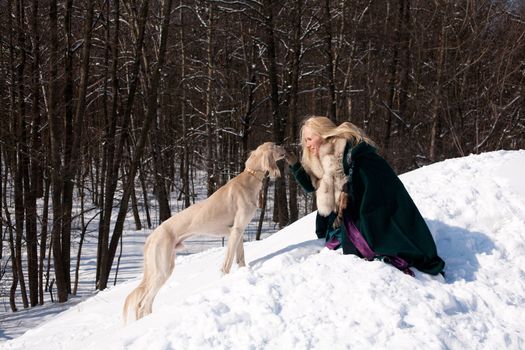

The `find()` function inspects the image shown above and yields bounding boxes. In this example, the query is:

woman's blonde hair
[300,116,374,154]
[301,116,375,168]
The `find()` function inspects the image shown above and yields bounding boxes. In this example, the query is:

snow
[2,150,525,349]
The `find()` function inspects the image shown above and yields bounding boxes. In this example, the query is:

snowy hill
[3,150,525,350]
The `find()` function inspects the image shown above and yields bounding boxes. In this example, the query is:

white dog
[123,142,285,322]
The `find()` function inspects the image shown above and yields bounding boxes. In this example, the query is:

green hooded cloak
[290,141,445,275]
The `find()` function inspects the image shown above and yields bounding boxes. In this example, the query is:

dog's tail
[123,226,178,324]
[123,281,148,324]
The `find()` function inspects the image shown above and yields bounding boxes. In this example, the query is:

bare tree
[99,0,174,290]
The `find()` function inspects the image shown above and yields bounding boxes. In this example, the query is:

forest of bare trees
[1,0,523,311]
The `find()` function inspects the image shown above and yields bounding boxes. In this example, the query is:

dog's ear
[265,146,281,177]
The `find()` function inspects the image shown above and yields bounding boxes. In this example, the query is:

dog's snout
[274,145,286,160]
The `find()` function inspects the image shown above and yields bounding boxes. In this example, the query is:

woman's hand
[284,148,298,165]
[333,190,348,228]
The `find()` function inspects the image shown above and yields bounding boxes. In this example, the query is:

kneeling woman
[286,116,445,276]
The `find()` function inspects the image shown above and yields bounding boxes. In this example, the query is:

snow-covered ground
[2,150,525,349]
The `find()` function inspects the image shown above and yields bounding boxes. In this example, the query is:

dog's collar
[245,167,266,182]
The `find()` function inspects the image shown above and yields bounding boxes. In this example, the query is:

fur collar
[302,138,348,216]
[303,138,347,180]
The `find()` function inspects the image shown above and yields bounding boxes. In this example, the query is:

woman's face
[303,127,324,156]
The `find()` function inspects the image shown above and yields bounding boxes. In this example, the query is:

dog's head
[246,142,285,178]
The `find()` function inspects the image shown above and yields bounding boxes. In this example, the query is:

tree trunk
[264,0,288,229]
[139,165,152,228]
[429,7,446,162]
[287,0,302,223]
[240,35,256,171]
[145,9,171,222]
[179,2,191,208]
[97,0,121,285]
[3,155,18,311]
[73,176,87,296]
[29,0,44,199]
[14,0,30,308]
[61,0,94,295]
[39,178,50,305]
[61,0,74,294]
[206,2,216,196]
[48,0,68,303]
[323,0,337,122]
[398,0,411,134]
[151,133,172,222]
[383,0,402,153]
[8,219,19,312]
[256,177,270,240]
[131,183,143,230]
[29,0,43,307]
[148,8,172,222]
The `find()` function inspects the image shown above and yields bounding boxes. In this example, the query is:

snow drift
[3,150,525,350]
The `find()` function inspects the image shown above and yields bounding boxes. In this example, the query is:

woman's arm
[284,148,316,192]
[289,162,316,193]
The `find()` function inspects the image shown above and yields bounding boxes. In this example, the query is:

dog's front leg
[236,234,246,268]
[222,226,243,274]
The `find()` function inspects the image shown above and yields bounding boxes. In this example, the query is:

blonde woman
[285,116,445,276]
